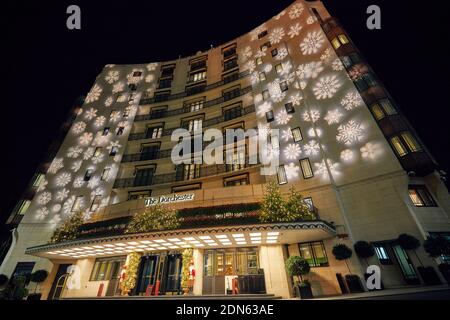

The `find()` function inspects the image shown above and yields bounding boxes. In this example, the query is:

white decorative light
[36,207,49,219]
[275,110,292,125]
[73,176,85,188]
[340,149,354,162]
[83,147,95,160]
[55,188,70,202]
[341,92,363,110]
[303,140,320,156]
[285,162,300,179]
[55,172,72,187]
[324,109,343,125]
[112,82,125,94]
[275,47,288,61]
[302,110,321,123]
[320,48,333,64]
[300,31,325,55]
[288,23,302,38]
[37,192,52,205]
[94,116,106,127]
[337,120,364,145]
[48,158,64,174]
[313,75,342,99]
[146,63,158,71]
[281,128,293,142]
[284,143,302,160]
[269,27,285,44]
[71,160,83,172]
[256,101,272,117]
[72,121,86,134]
[290,92,302,106]
[36,178,48,192]
[360,142,380,160]
[288,2,304,19]
[84,108,98,121]
[79,132,94,146]
[332,58,345,71]
[67,146,83,159]
[105,70,119,84]
[85,84,102,103]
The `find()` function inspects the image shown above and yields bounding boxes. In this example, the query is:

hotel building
[1,0,449,299]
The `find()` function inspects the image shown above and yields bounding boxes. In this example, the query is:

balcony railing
[128,104,255,141]
[139,70,249,104]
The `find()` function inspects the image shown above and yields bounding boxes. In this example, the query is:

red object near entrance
[97,283,104,297]
[232,278,239,295]
[145,284,154,296]
[154,280,160,296]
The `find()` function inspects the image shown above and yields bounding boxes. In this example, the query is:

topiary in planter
[332,243,353,274]
[423,235,450,258]
[30,269,49,295]
[353,241,375,266]
[397,233,423,266]
[285,256,312,299]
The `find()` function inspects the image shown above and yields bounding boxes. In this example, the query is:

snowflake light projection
[110,111,121,123]
[340,149,354,162]
[71,160,83,172]
[332,59,345,71]
[324,109,343,125]
[307,127,323,138]
[73,176,85,188]
[268,79,286,103]
[83,147,95,160]
[92,133,108,148]
[52,204,61,213]
[360,142,380,160]
[284,143,302,160]
[84,108,98,121]
[146,63,158,71]
[79,132,94,146]
[254,48,267,59]
[48,158,64,174]
[105,70,119,84]
[85,84,102,103]
[266,145,280,161]
[300,31,325,55]
[117,121,129,131]
[63,197,77,215]
[246,60,256,73]
[36,207,49,219]
[290,92,302,106]
[276,110,292,125]
[72,121,86,135]
[91,152,105,164]
[303,140,320,156]
[258,124,271,138]
[37,178,48,192]
[240,46,253,62]
[314,159,339,178]
[280,61,293,76]
[55,188,70,202]
[37,191,52,205]
[256,101,272,117]
[296,61,323,80]
[107,140,122,153]
[87,176,100,189]
[313,75,342,99]
[281,129,293,142]
[269,27,285,44]
[320,48,333,64]
[285,163,300,179]
[275,47,288,61]
[67,146,83,158]
[288,23,302,38]
[55,172,72,187]
[288,2,304,19]
[145,74,155,83]
[112,82,125,94]
[116,94,127,103]
[337,120,364,145]
[104,96,113,107]
[94,116,106,127]
[307,16,316,25]
[127,69,144,84]
[341,92,363,110]
[302,110,320,123]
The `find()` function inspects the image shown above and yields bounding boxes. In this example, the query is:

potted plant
[424,235,450,285]
[285,256,313,299]
[27,269,49,300]
[398,234,441,285]
[332,243,364,293]
[353,241,382,290]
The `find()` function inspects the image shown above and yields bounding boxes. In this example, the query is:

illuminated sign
[144,193,195,206]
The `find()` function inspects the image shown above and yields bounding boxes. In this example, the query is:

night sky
[2,0,449,225]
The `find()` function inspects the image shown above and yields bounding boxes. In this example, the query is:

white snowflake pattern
[288,23,302,38]
[73,176,85,188]
[36,207,49,219]
[63,197,76,214]
[72,121,86,134]
[112,82,125,94]
[340,149,354,161]
[275,47,288,61]
[104,96,113,107]
[349,65,367,81]
[258,124,271,138]
[285,163,300,179]
[314,159,338,178]
[48,158,64,174]
[55,172,72,187]
[341,92,363,110]
[269,27,285,44]
[240,46,253,62]
[296,61,323,79]
[284,143,302,160]
[87,176,100,189]
[55,188,70,202]
[290,92,302,106]
[127,69,144,84]
[256,101,272,117]
[85,84,102,103]
[306,16,316,25]
[360,142,379,160]
[246,60,256,73]
[36,178,48,192]
[324,109,344,125]
[107,140,122,153]
[320,48,333,64]
[332,58,345,71]
[313,75,342,99]
[275,110,292,125]
[281,129,293,142]
[303,140,320,156]
[268,79,286,103]
[52,204,62,213]
[66,146,83,158]
[300,31,325,55]
[94,116,106,127]
[105,70,119,84]
[109,111,121,122]
[302,110,321,123]
[145,74,155,83]
[250,72,260,85]
[288,3,304,19]
[146,63,158,71]
[83,147,95,160]
[254,47,267,58]
[91,152,105,164]
[37,191,52,205]
[71,160,83,172]
[79,132,93,146]
[336,120,364,145]
[307,127,323,138]
[84,108,98,120]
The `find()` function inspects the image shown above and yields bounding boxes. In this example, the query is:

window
[116,126,124,136]
[160,64,175,78]
[271,48,278,57]
[158,78,172,89]
[223,58,238,71]
[265,110,274,123]
[71,196,84,212]
[256,57,263,65]
[285,102,295,114]
[150,107,167,119]
[90,257,126,281]
[186,100,204,112]
[370,103,385,120]
[101,167,111,181]
[223,105,242,122]
[338,34,349,44]
[260,42,271,51]
[223,86,240,101]
[128,190,151,200]
[373,243,392,265]
[401,132,422,152]
[280,81,288,92]
[379,99,397,115]
[277,165,287,184]
[222,71,239,84]
[298,241,329,267]
[408,185,437,207]
[12,262,35,284]
[331,37,341,49]
[109,146,119,156]
[176,164,200,181]
[183,118,203,132]
[190,70,206,82]
[17,200,31,215]
[84,169,93,181]
[275,63,283,74]
[90,195,102,212]
[94,147,102,157]
[257,30,268,39]
[291,127,303,142]
[146,126,163,139]
[154,90,171,102]
[223,45,237,59]
[171,183,201,193]
[102,127,110,136]
[259,72,266,82]
[300,158,313,179]
[262,89,270,101]
[225,147,246,172]
[390,136,408,157]
[33,173,45,188]
[224,174,249,187]
[190,58,207,71]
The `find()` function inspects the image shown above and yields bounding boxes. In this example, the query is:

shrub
[423,235,450,257]
[354,241,375,266]
[285,256,310,284]
[49,212,84,243]
[125,205,180,233]
[332,243,353,274]
[30,270,49,294]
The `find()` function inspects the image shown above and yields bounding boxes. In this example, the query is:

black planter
[417,266,442,285]
[345,275,364,293]
[438,264,450,285]
[27,293,42,300]
[294,284,313,299]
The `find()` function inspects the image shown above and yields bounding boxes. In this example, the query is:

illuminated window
[373,243,392,265]
[338,34,349,44]
[186,100,204,112]
[298,241,329,267]
[101,167,111,181]
[116,126,124,136]
[259,72,266,81]
[94,147,102,157]
[300,158,313,179]
[275,63,283,74]
[256,57,263,65]
[285,102,295,114]
[33,174,45,188]
[224,175,249,187]
[280,81,288,92]
[90,195,102,212]
[331,38,341,49]
[265,110,274,123]
[291,127,303,142]
[102,127,110,136]
[262,90,270,101]
[84,169,93,181]
[408,185,436,207]
[271,48,278,57]
[17,200,31,215]
[71,196,84,212]
[109,146,119,156]
[128,190,151,200]
[401,132,422,152]
[370,103,385,120]
[379,99,397,115]
[270,134,279,150]
[182,118,203,132]
[146,126,163,139]
[190,71,206,82]
[390,136,408,157]
[277,165,287,185]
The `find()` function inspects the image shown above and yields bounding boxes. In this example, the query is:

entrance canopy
[26,221,335,260]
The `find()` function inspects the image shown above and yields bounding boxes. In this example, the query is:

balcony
[129,104,255,141]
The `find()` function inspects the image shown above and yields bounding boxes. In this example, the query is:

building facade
[1,0,449,299]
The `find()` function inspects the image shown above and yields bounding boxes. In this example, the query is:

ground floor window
[298,241,329,267]
[204,247,260,276]
[11,262,35,284]
[90,256,126,281]
[373,242,393,265]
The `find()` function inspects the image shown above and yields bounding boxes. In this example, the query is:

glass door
[136,255,159,294]
[392,244,420,285]
[164,254,182,294]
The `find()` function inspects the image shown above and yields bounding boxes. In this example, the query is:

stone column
[259,245,291,298]
[192,248,203,296]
